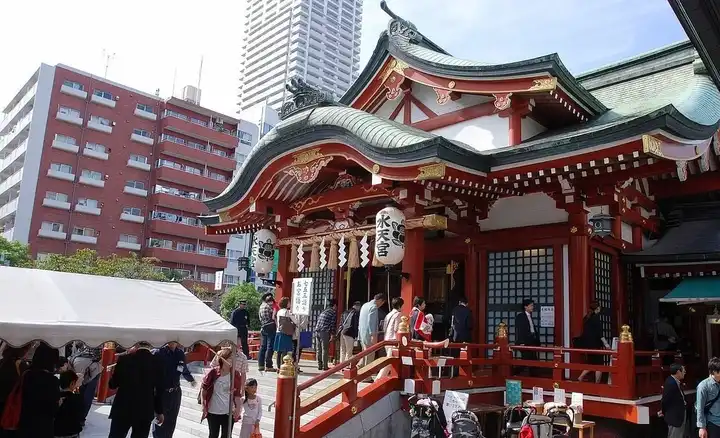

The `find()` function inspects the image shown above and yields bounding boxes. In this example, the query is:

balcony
[127,159,150,171]
[87,119,112,134]
[123,186,148,197]
[47,168,75,182]
[155,166,227,193]
[70,233,97,244]
[158,139,236,172]
[91,94,116,108]
[130,132,154,146]
[1,227,13,241]
[144,247,227,269]
[60,85,87,100]
[38,228,66,240]
[75,204,101,216]
[150,218,227,243]
[83,147,109,161]
[56,111,83,126]
[161,113,239,148]
[134,107,157,121]
[51,138,79,154]
[151,192,207,215]
[42,198,71,211]
[120,212,145,224]
[79,175,105,188]
[0,198,19,221]
[117,240,141,251]
[0,169,22,198]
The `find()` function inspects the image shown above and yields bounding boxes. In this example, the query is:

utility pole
[102,49,116,78]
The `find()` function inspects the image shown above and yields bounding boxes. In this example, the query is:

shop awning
[660,277,720,304]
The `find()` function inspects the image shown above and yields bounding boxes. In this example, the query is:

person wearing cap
[258,293,277,372]
[515,299,541,376]
[230,300,250,358]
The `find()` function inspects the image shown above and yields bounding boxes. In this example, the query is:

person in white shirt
[238,378,263,438]
[274,297,297,371]
[377,297,404,380]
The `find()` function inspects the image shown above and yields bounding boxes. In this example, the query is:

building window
[236,153,247,163]
[148,238,172,249]
[238,131,252,145]
[93,90,113,100]
[205,171,227,182]
[133,128,152,138]
[190,117,207,127]
[199,246,221,257]
[125,180,145,190]
[593,250,614,342]
[123,207,142,216]
[72,226,96,237]
[81,169,103,180]
[90,115,111,126]
[45,192,68,202]
[200,272,215,282]
[177,243,195,253]
[50,163,73,174]
[85,142,107,153]
[54,134,77,145]
[63,80,84,91]
[153,184,200,200]
[160,133,186,145]
[262,123,273,135]
[58,106,81,117]
[119,234,139,244]
[136,103,154,113]
[41,222,64,232]
[163,109,188,120]
[129,154,147,164]
[77,198,99,208]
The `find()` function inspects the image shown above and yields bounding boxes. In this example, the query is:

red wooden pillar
[568,212,590,339]
[616,326,636,398]
[401,229,425,314]
[508,112,522,146]
[96,342,116,403]
[274,354,299,435]
[478,249,489,344]
[276,245,294,301]
[465,244,480,342]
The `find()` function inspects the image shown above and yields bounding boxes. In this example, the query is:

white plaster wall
[479,192,569,231]
[409,102,428,123]
[411,83,492,115]
[14,64,55,244]
[621,222,633,243]
[431,113,509,151]
[521,116,547,140]
[374,98,397,120]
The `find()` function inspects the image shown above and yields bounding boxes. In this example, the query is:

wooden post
[401,229,424,315]
[616,325,636,399]
[568,213,590,340]
[274,354,299,436]
[276,245,294,301]
[465,244,479,343]
[96,342,116,403]
[495,322,511,384]
[396,316,416,391]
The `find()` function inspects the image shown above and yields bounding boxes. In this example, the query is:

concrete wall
[322,391,410,438]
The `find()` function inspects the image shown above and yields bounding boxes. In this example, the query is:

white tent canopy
[0,266,236,348]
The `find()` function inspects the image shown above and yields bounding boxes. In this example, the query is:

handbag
[279,315,297,336]
[250,423,263,438]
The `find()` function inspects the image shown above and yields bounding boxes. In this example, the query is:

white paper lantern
[252,229,277,274]
[374,206,405,265]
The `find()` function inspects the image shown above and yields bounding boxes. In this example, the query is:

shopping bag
[250,423,263,438]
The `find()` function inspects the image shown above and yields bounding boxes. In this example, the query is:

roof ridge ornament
[280,77,335,120]
[380,0,423,44]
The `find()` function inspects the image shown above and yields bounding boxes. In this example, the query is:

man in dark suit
[514,299,540,376]
[661,363,687,438]
[108,343,165,438]
[451,296,473,343]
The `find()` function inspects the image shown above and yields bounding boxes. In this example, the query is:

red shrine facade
[201,1,720,433]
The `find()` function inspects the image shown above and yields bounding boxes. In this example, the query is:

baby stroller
[501,405,533,438]
[450,410,485,438]
[408,395,447,438]
[518,404,574,438]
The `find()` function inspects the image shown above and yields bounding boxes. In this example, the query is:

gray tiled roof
[393,38,491,68]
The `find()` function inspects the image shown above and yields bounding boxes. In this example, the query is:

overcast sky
[0,0,688,117]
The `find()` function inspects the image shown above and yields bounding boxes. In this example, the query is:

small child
[54,370,84,438]
[239,378,263,438]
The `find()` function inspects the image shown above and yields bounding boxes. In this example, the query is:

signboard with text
[442,390,469,429]
[214,271,224,291]
[540,306,555,328]
[291,277,312,315]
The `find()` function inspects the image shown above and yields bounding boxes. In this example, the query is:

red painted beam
[651,171,720,198]
[409,94,437,119]
[622,186,656,212]
[290,182,393,215]
[412,101,497,131]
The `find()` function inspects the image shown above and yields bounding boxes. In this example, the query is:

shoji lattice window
[486,248,555,358]
[296,268,336,350]
[593,250,613,341]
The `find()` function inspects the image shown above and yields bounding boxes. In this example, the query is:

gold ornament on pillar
[620,325,634,343]
[348,236,359,268]
[289,244,298,273]
[328,239,338,270]
[398,316,410,333]
[279,354,296,378]
[496,322,508,339]
[310,243,320,271]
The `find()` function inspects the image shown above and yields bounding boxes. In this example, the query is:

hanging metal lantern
[252,229,277,274]
[374,206,406,265]
[589,213,613,237]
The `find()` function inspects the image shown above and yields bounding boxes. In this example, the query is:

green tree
[0,236,32,267]
[188,283,211,301]
[34,249,166,281]
[220,282,261,330]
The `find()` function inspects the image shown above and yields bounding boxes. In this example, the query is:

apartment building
[238,0,363,112]
[0,64,258,290]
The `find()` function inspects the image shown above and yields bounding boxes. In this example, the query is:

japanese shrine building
[202,2,720,375]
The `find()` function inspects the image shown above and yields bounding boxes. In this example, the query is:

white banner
[292,277,313,315]
[214,270,224,291]
[540,306,555,328]
[442,390,469,429]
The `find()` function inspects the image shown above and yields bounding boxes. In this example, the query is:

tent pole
[228,342,237,435]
